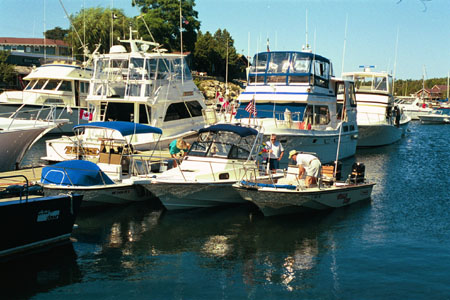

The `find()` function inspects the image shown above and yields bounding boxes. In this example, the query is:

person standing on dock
[265,134,284,173]
[288,150,321,187]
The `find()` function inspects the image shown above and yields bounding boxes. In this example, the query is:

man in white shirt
[288,150,321,187]
[265,134,284,173]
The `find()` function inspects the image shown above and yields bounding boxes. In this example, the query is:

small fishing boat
[418,109,450,124]
[146,124,268,210]
[41,121,166,207]
[233,162,375,217]
[0,175,82,258]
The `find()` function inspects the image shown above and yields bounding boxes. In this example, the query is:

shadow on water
[0,243,81,300]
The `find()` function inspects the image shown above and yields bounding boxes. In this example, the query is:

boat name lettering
[37,210,60,222]
[64,146,99,155]
[337,193,350,204]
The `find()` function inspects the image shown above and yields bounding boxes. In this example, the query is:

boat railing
[128,153,171,177]
[1,104,65,130]
[0,174,35,202]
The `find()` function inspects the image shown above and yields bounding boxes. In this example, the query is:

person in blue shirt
[169,138,190,167]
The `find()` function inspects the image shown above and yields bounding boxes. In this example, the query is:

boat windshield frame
[343,72,392,94]
[247,51,332,87]
[188,131,259,160]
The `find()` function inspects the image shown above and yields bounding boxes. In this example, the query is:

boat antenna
[341,14,348,76]
[302,9,310,51]
[58,0,89,62]
[393,27,399,95]
[334,81,347,181]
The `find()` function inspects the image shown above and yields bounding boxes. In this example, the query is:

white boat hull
[147,181,246,210]
[419,115,450,124]
[43,183,153,207]
[274,131,357,164]
[234,182,375,216]
[357,124,404,147]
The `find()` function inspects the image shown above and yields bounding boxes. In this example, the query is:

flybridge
[247,51,333,87]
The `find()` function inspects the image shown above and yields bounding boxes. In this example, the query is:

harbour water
[3,121,450,299]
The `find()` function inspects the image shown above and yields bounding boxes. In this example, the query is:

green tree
[0,51,16,87]
[45,26,69,40]
[132,0,200,52]
[66,7,131,59]
[193,29,241,79]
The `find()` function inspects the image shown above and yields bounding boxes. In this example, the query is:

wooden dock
[0,166,44,187]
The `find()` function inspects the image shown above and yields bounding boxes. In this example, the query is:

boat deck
[0,167,44,187]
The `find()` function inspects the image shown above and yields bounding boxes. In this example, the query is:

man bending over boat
[288,150,321,187]
[169,138,190,167]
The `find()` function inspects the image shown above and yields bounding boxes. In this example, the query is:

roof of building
[0,37,68,47]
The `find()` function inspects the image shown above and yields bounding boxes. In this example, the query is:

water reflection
[69,200,371,294]
[0,243,80,299]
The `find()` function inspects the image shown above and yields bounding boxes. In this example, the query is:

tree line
[45,0,244,80]
[395,77,449,98]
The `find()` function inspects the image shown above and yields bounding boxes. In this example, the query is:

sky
[0,0,448,80]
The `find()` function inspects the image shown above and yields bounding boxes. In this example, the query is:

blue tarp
[199,124,258,137]
[73,121,162,136]
[41,160,114,186]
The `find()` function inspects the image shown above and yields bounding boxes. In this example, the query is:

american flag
[245,100,257,116]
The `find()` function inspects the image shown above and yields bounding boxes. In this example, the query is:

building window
[26,46,31,52]
[34,47,40,52]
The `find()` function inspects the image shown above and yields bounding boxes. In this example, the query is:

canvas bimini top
[73,121,163,136]
[198,124,258,137]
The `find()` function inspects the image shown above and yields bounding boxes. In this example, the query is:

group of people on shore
[169,133,321,187]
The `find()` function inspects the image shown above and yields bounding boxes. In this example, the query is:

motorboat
[395,96,433,120]
[146,124,269,210]
[233,162,375,217]
[0,174,82,258]
[215,50,358,164]
[418,109,450,124]
[40,121,166,207]
[0,106,67,171]
[342,68,410,147]
[43,28,207,162]
[0,61,93,133]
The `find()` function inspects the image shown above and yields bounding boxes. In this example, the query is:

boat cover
[41,160,114,186]
[73,121,162,136]
[199,124,258,137]
[240,180,297,190]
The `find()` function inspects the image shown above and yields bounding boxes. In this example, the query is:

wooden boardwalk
[0,167,44,187]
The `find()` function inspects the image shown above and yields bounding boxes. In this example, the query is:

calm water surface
[3,122,450,299]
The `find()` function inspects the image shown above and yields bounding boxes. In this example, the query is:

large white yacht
[226,50,358,164]
[0,61,93,133]
[342,68,410,147]
[43,29,207,162]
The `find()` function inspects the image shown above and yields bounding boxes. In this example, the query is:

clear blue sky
[0,0,448,80]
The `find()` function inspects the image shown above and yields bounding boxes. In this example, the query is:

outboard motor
[350,162,365,183]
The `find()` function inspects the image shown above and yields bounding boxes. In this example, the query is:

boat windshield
[188,131,256,160]
[92,55,192,99]
[248,51,330,86]
[344,74,392,94]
